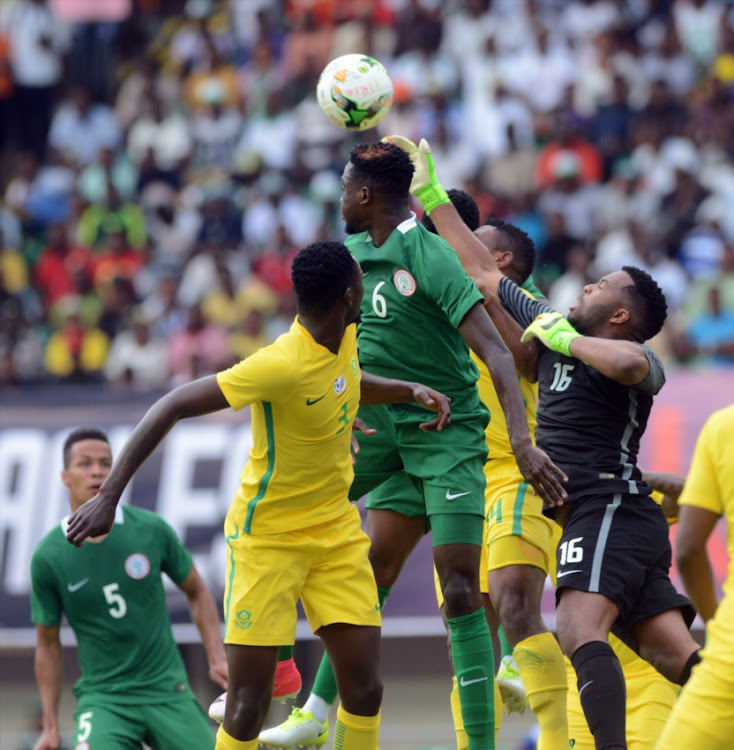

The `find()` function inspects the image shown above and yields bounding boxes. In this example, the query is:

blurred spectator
[0,295,43,385]
[535,211,579,288]
[141,273,187,340]
[673,0,725,66]
[228,307,271,361]
[77,183,147,250]
[96,275,138,339]
[547,242,596,315]
[252,224,299,298]
[127,94,192,180]
[33,222,94,314]
[481,122,538,201]
[104,305,168,390]
[189,83,244,173]
[91,230,145,290]
[167,302,230,384]
[1,0,70,159]
[685,285,734,366]
[43,304,109,381]
[48,85,120,167]
[77,146,138,205]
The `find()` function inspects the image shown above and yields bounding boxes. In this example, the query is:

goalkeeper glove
[521,312,582,357]
[382,135,450,215]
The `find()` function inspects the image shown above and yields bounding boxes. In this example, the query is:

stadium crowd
[1,0,734,389]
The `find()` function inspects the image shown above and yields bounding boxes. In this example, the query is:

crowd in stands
[1,0,734,390]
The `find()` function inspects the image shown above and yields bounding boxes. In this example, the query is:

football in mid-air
[316,54,394,131]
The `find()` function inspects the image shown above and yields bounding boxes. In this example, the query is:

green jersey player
[259,141,567,750]
[30,427,227,750]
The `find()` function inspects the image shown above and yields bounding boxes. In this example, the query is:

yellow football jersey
[472,352,538,462]
[678,404,734,650]
[217,318,361,535]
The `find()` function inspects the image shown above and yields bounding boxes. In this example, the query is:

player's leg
[434,525,496,750]
[303,505,383,750]
[72,700,146,750]
[486,470,568,749]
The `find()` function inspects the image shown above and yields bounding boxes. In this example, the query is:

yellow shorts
[482,462,555,582]
[223,504,381,646]
[433,462,555,605]
[566,633,677,750]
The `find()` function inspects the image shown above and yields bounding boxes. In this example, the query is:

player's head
[62,427,112,510]
[341,141,414,234]
[291,241,363,324]
[567,266,667,341]
[473,218,536,285]
[421,189,480,234]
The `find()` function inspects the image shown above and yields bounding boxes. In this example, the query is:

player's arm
[33,624,63,750]
[643,471,686,521]
[459,301,567,507]
[384,135,504,294]
[177,564,228,689]
[675,504,720,623]
[483,290,539,382]
[360,369,451,430]
[67,375,229,545]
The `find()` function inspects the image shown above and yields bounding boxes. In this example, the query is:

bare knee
[368,545,404,589]
[339,674,383,716]
[491,569,546,645]
[225,685,271,740]
[441,574,477,618]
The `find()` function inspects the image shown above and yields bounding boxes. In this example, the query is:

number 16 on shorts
[557,537,584,579]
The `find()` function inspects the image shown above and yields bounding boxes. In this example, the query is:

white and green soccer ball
[316,54,394,131]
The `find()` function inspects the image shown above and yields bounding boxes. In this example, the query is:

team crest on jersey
[393,269,416,296]
[125,553,150,580]
[334,375,346,394]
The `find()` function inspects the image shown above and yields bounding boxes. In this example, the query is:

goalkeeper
[389,136,702,750]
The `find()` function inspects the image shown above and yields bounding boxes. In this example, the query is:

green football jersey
[30,505,194,704]
[347,215,483,403]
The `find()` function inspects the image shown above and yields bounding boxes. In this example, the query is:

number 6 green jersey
[347,215,483,407]
[30,505,194,704]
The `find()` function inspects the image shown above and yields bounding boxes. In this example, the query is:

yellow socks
[449,674,502,749]
[333,704,380,750]
[215,725,259,750]
[514,633,569,750]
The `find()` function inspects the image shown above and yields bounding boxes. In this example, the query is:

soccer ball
[316,54,394,131]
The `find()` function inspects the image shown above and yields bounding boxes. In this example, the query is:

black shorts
[555,493,694,643]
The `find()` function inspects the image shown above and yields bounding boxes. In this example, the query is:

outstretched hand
[382,135,450,214]
[411,384,452,431]
[514,444,568,508]
[66,491,117,547]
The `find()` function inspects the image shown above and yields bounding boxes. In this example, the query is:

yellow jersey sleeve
[217,342,298,410]
[678,409,728,517]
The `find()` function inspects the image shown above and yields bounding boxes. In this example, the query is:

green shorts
[74,693,214,749]
[355,402,488,545]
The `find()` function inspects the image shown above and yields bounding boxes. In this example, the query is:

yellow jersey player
[65,241,453,750]
[656,404,734,750]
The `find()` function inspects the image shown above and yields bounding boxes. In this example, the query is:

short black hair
[421,189,480,234]
[291,241,359,312]
[350,142,414,196]
[621,265,668,341]
[484,217,536,284]
[63,427,110,468]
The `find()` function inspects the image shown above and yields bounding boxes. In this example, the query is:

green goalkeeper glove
[521,312,582,357]
[382,135,450,215]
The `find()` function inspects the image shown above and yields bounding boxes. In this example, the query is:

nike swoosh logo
[556,570,583,578]
[459,675,488,687]
[306,395,326,406]
[67,578,89,592]
[578,680,594,698]
[445,490,471,501]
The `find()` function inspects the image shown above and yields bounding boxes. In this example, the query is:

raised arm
[33,625,63,750]
[66,375,229,545]
[567,337,651,385]
[459,302,567,507]
[177,564,228,689]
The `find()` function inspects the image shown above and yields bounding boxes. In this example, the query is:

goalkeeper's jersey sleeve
[347,215,483,406]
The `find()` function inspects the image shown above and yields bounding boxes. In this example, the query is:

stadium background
[2,0,734,748]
